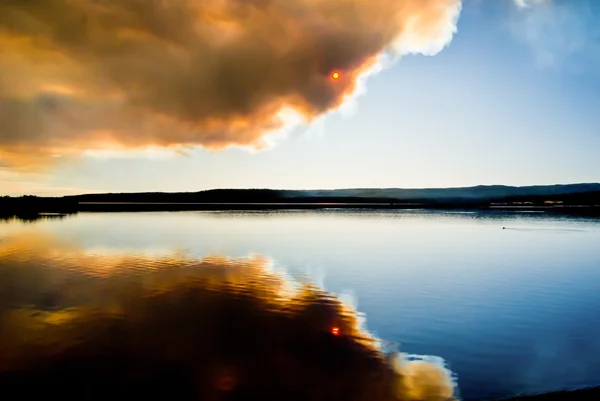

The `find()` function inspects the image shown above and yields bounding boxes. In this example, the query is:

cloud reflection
[0,232,457,401]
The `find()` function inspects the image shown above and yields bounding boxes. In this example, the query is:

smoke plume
[0,0,461,168]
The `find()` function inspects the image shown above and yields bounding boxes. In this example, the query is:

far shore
[2,202,599,221]
[75,202,600,214]
[2,183,600,218]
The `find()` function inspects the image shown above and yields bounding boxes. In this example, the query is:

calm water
[1,210,599,400]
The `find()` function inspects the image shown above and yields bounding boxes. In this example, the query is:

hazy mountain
[3,183,600,217]
[291,183,600,202]
[51,183,600,204]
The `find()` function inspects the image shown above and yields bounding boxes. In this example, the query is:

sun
[331,71,340,80]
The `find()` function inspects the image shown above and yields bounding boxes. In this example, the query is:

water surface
[1,210,599,400]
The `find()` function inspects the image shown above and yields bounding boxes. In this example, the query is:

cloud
[0,0,462,168]
[513,0,548,8]
[510,0,600,71]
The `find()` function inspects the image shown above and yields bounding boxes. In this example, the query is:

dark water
[1,210,599,400]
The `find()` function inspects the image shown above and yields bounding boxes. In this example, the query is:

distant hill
[64,183,600,203]
[2,183,600,217]
[284,183,600,202]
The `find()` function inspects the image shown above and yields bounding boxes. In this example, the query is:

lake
[1,209,599,400]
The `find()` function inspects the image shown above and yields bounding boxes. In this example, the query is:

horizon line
[3,182,600,198]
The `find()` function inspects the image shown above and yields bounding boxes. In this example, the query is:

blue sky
[1,0,599,195]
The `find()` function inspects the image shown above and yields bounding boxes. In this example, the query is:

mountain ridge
[2,182,600,202]
[2,183,600,218]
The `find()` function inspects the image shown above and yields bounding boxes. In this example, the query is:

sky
[0,0,599,196]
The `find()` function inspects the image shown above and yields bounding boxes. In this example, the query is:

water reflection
[0,213,72,224]
[0,232,456,401]
[2,210,599,400]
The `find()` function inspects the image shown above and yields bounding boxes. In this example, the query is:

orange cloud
[0,0,462,168]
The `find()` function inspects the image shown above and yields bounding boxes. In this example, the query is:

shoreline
[2,202,600,220]
[73,202,600,216]
[2,184,599,218]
